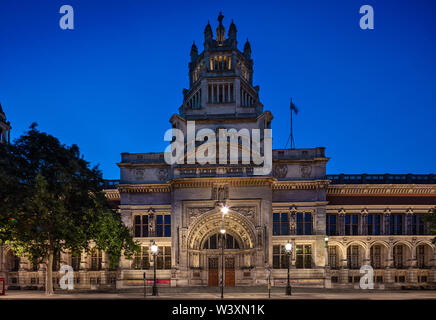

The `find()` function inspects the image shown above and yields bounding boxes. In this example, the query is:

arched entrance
[186,208,256,287]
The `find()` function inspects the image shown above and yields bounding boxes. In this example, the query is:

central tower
[179,13,264,120]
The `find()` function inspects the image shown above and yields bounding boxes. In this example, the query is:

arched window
[203,233,240,249]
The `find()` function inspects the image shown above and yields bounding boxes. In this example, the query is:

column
[100,252,109,285]
[18,259,28,287]
[384,244,394,284]
[363,246,371,266]
[79,252,88,289]
[407,245,418,283]
[339,257,348,284]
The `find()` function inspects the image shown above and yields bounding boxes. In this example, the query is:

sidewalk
[2,287,436,300]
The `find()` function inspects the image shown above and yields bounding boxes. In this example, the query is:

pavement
[1,287,436,300]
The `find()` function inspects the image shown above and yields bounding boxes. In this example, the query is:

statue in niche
[213,185,228,201]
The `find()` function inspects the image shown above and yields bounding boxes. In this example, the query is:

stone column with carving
[18,258,28,287]
[79,251,88,289]
[289,208,297,235]
[339,254,349,284]
[406,209,413,235]
[338,209,346,236]
[407,243,418,283]
[384,241,394,285]
[100,252,109,286]
[361,209,368,236]
[383,209,391,235]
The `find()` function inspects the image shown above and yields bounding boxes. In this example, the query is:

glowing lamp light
[324,236,329,242]
[221,206,229,214]
[151,243,158,254]
[285,242,292,252]
[220,228,226,234]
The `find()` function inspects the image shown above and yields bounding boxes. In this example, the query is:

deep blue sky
[0,0,435,179]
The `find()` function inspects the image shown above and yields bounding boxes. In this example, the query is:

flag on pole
[290,99,298,114]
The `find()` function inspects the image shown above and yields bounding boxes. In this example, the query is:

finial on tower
[216,12,226,43]
[218,12,224,24]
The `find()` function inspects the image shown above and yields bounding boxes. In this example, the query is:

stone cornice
[117,184,172,193]
[103,189,120,200]
[327,184,436,196]
[272,180,330,190]
[170,177,275,188]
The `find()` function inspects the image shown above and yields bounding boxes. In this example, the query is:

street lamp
[151,241,158,296]
[220,228,226,299]
[285,242,292,295]
[324,236,329,268]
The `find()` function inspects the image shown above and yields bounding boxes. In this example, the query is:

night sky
[0,0,435,179]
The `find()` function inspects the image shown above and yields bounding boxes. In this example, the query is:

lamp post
[151,241,158,296]
[285,242,292,295]
[324,236,329,268]
[220,205,228,299]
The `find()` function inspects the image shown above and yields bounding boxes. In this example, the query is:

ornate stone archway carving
[186,208,256,250]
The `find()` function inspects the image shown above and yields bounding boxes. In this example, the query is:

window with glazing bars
[156,215,171,237]
[134,215,148,237]
[326,214,337,235]
[272,245,289,269]
[345,214,359,235]
[296,212,312,235]
[296,245,312,269]
[273,213,289,235]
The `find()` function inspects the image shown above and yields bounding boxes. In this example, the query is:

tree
[423,207,436,243]
[0,124,139,294]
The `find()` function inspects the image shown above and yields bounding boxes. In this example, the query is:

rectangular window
[370,245,381,269]
[91,250,102,271]
[347,245,360,269]
[393,245,404,268]
[71,253,81,271]
[412,215,426,235]
[328,246,338,269]
[345,214,359,236]
[390,215,403,235]
[326,214,337,235]
[272,245,289,269]
[133,247,150,270]
[156,215,171,237]
[273,213,289,235]
[367,214,381,235]
[296,245,312,269]
[417,245,426,268]
[297,212,312,235]
[156,246,171,270]
[134,215,148,237]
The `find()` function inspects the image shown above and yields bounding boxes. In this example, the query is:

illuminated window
[296,245,312,269]
[133,246,150,270]
[272,245,289,269]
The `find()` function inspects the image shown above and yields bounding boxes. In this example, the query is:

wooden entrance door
[225,257,235,287]
[208,257,218,287]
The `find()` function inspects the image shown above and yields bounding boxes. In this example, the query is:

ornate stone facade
[1,15,435,291]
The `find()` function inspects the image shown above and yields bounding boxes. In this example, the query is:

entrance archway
[186,208,256,286]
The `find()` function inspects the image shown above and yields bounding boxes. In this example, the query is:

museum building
[1,15,436,291]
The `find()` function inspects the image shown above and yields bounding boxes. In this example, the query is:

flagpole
[290,98,294,149]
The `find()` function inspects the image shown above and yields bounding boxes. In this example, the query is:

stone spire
[204,21,213,41]
[243,38,252,59]
[216,12,225,43]
[190,41,198,61]
[228,19,237,47]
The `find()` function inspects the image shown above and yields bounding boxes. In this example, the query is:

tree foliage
[0,125,139,294]
[423,207,436,243]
